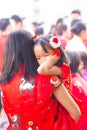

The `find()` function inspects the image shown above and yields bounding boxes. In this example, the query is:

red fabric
[59,63,72,94]
[54,64,79,130]
[0,35,8,74]
[55,104,78,130]
[0,65,79,130]
[53,48,61,57]
[0,67,58,130]
[72,73,87,130]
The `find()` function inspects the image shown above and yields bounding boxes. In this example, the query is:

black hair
[34,34,67,66]
[35,27,44,36]
[70,18,81,27]
[0,18,10,31]
[0,30,38,83]
[56,18,63,25]
[71,22,86,35]
[11,15,22,22]
[71,9,81,15]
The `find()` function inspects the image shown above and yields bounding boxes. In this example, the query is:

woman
[0,30,81,130]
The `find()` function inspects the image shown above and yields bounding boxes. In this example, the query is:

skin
[34,43,81,122]
[34,44,62,75]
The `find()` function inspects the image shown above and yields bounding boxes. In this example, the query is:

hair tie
[53,48,61,57]
[49,36,61,57]
[49,36,61,49]
[32,35,38,42]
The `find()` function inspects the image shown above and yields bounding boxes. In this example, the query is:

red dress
[59,64,87,130]
[0,65,78,130]
[54,63,79,130]
[72,73,87,130]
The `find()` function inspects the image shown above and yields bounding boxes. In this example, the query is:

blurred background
[0,0,87,32]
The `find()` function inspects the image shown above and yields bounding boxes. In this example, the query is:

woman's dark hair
[34,34,67,66]
[0,30,38,83]
[71,22,86,35]
[65,51,80,74]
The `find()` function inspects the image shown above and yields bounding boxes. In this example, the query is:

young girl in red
[34,34,81,130]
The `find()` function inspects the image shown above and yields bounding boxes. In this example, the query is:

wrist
[50,76,62,87]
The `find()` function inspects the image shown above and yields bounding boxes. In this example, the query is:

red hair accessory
[53,48,61,57]
[49,36,61,49]
[32,35,38,42]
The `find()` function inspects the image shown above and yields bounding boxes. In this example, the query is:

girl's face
[34,44,54,65]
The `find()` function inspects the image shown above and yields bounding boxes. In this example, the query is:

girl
[34,34,81,130]
[34,34,72,93]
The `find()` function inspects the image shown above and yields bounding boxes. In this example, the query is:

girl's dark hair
[35,34,67,66]
[0,30,38,83]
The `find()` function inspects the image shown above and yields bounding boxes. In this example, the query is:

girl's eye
[36,57,40,60]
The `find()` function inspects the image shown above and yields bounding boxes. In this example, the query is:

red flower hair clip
[49,36,61,48]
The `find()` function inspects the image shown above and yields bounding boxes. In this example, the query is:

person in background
[49,24,57,36]
[0,18,12,74]
[56,18,64,31]
[65,50,87,130]
[57,23,70,49]
[32,21,44,35]
[10,14,23,31]
[35,27,44,36]
[70,9,81,20]
[78,51,87,81]
[65,21,87,52]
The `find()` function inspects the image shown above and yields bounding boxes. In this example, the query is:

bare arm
[37,55,62,75]
[54,83,81,122]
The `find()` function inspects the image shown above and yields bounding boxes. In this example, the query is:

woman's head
[34,35,67,66]
[1,30,38,83]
